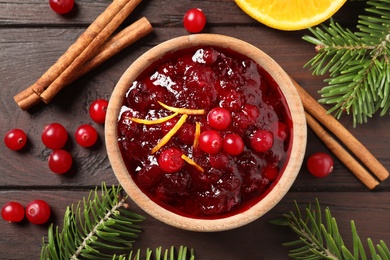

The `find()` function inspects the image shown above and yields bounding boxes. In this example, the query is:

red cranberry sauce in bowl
[117,46,292,218]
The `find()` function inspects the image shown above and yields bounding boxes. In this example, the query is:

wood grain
[1,0,390,259]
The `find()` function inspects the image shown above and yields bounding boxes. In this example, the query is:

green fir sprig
[303,0,390,126]
[271,199,390,259]
[40,183,195,260]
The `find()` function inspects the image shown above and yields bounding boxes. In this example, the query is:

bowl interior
[105,34,307,232]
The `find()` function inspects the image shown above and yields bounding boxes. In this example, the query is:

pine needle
[40,183,195,260]
[271,199,390,260]
[303,0,390,126]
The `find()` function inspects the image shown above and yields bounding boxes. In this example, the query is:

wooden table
[1,1,390,259]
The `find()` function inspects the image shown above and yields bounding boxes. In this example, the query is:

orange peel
[129,112,178,125]
[193,121,201,148]
[158,101,205,115]
[151,114,188,154]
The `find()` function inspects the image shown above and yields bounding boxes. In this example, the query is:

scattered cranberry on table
[25,200,51,225]
[49,0,74,15]
[1,201,25,223]
[307,152,334,178]
[42,123,68,150]
[75,124,98,147]
[48,149,73,174]
[4,128,27,151]
[183,8,207,33]
[89,99,109,124]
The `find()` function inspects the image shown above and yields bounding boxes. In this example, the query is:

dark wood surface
[1,1,390,259]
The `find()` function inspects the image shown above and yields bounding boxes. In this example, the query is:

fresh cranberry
[199,130,223,154]
[4,128,27,151]
[1,202,24,223]
[42,123,68,150]
[183,8,207,33]
[49,0,74,14]
[307,152,334,178]
[25,200,51,225]
[223,134,244,156]
[207,107,232,130]
[250,130,274,152]
[89,99,108,124]
[157,148,185,173]
[48,149,73,174]
[75,124,98,147]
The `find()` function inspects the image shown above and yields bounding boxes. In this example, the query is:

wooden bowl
[105,34,306,232]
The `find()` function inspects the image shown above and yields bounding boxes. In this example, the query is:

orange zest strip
[158,101,205,115]
[193,121,201,148]
[129,112,178,125]
[181,154,204,173]
[151,114,188,154]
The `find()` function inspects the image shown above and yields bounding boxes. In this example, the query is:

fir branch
[40,183,145,260]
[271,199,390,260]
[40,183,195,260]
[114,246,195,260]
[303,0,390,126]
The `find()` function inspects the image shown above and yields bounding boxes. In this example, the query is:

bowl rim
[105,33,307,232]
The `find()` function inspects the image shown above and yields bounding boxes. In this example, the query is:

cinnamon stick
[291,78,389,182]
[305,112,380,189]
[14,0,142,109]
[14,17,152,110]
[71,17,153,83]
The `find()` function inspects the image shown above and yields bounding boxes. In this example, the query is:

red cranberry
[242,104,260,120]
[157,148,185,173]
[161,117,179,135]
[307,152,334,178]
[1,201,25,223]
[262,165,279,181]
[276,121,288,140]
[178,123,195,145]
[207,107,232,130]
[223,133,244,156]
[250,130,274,152]
[199,130,223,154]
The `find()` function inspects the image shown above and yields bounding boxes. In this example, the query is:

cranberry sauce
[117,46,293,219]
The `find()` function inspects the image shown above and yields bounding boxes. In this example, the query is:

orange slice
[181,154,204,173]
[235,0,347,31]
[151,114,188,154]
[130,112,178,125]
[158,101,205,115]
